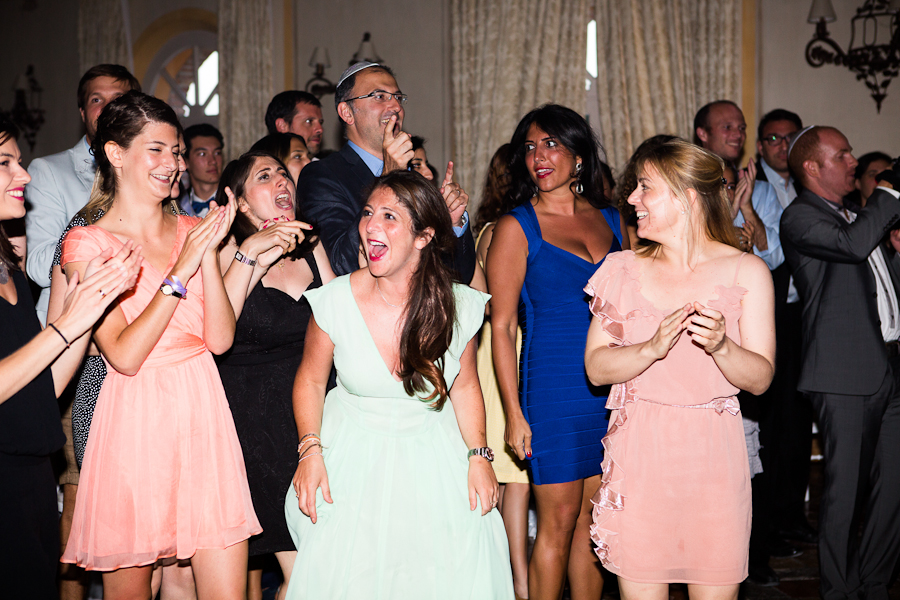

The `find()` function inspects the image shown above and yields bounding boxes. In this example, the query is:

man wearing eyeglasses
[297,61,475,280]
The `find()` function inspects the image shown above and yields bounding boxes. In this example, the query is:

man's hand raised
[382,115,414,173]
[440,161,469,228]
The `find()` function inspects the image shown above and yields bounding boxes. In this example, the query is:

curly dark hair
[507,104,608,210]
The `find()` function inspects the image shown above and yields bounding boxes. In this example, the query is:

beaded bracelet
[298,451,323,464]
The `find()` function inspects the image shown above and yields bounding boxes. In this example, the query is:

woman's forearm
[221,243,267,320]
[200,252,236,354]
[490,319,525,421]
[1,326,68,403]
[584,341,658,386]
[711,337,774,395]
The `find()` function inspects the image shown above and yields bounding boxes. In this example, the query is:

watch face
[161,284,174,295]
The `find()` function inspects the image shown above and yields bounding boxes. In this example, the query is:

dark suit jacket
[297,144,476,281]
[780,188,900,396]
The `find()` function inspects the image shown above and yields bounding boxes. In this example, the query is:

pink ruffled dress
[60,217,261,571]
[584,251,751,585]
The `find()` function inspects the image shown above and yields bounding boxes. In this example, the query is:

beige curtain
[593,0,742,170]
[451,0,589,210]
[218,0,273,159]
[78,0,130,74]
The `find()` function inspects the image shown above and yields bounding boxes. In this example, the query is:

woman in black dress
[217,151,334,600]
[0,118,139,599]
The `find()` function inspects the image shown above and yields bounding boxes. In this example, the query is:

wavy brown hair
[473,143,514,233]
[631,139,740,258]
[372,170,457,410]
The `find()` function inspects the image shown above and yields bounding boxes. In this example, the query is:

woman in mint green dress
[284,170,513,599]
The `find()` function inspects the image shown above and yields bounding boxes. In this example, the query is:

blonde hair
[632,139,740,258]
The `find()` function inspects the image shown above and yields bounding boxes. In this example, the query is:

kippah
[787,125,816,158]
[337,61,381,89]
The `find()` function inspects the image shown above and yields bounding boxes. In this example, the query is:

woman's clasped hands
[644,301,729,360]
[56,241,142,343]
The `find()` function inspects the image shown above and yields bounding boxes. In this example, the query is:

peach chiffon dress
[60,216,261,571]
[584,251,751,585]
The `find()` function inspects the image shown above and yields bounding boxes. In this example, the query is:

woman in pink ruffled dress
[584,139,775,598]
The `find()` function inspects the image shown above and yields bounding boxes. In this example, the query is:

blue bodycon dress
[510,201,621,485]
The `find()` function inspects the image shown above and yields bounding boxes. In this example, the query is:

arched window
[143,31,219,128]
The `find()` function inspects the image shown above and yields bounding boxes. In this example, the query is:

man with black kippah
[780,126,900,600]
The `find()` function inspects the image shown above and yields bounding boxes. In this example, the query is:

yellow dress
[476,224,529,484]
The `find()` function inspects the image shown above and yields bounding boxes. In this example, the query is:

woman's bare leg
[500,482,531,598]
[102,564,154,600]
[618,578,668,600]
[567,474,604,600]
[686,583,739,600]
[529,479,584,600]
[191,541,249,600]
[160,560,197,599]
[274,550,297,600]
[246,566,262,600]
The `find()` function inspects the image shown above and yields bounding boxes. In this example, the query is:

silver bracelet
[298,451,323,464]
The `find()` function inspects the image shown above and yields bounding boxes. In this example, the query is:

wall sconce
[305,47,335,98]
[304,33,386,99]
[805,0,900,112]
[0,65,44,151]
[350,32,383,65]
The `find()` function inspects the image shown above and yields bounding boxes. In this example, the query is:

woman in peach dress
[60,91,260,599]
[584,139,775,598]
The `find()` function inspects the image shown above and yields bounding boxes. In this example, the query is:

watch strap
[234,250,257,267]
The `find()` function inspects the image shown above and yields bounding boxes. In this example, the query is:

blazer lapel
[72,137,97,193]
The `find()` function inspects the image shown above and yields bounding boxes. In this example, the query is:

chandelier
[805,0,900,112]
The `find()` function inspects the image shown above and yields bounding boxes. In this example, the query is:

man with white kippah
[780,126,900,600]
[296,61,475,279]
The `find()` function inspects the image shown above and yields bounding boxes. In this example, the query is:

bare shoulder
[491,214,526,248]
[734,252,773,292]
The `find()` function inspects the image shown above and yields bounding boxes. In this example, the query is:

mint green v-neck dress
[284,275,513,600]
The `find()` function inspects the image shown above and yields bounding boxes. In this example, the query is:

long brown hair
[372,171,457,410]
[473,143,513,232]
[0,119,21,271]
[79,91,183,223]
[631,139,740,258]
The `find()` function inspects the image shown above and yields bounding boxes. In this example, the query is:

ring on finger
[98,289,106,298]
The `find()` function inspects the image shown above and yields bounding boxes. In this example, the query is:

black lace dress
[217,255,323,556]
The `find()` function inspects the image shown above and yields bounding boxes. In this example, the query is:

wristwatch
[234,250,257,267]
[160,276,187,300]
[467,447,494,462]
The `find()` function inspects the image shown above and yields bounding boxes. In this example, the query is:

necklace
[375,279,406,308]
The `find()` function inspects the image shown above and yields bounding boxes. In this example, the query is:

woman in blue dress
[487,104,629,600]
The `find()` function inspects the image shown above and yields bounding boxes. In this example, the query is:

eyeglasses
[345,90,408,105]
[762,133,792,147]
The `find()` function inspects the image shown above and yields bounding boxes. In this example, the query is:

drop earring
[574,162,584,195]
